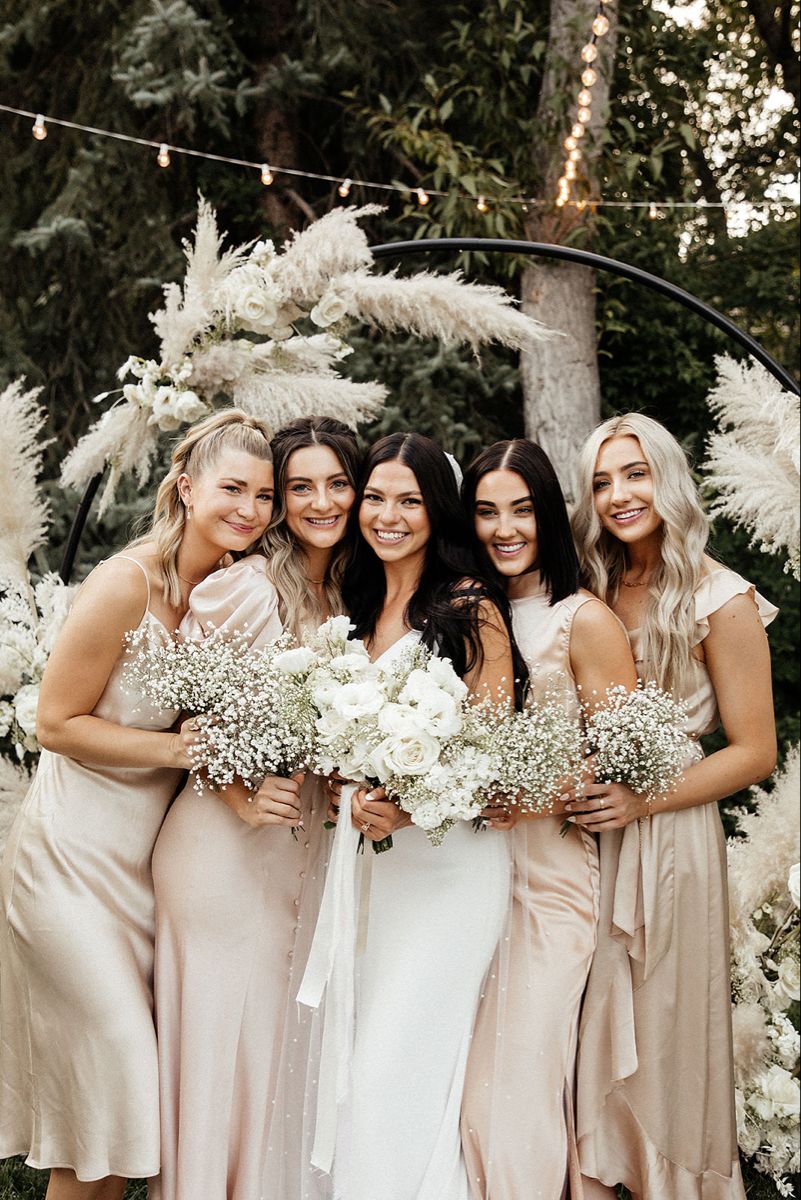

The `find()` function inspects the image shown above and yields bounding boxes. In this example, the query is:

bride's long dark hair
[343,432,527,705]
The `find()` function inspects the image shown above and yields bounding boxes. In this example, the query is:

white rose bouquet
[123,627,318,792]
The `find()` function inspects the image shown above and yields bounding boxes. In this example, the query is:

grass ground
[0,1157,796,1198]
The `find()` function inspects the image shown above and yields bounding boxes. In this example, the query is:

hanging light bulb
[565,161,577,180]
[557,176,569,192]
[416,187,430,206]
[592,13,610,36]
[260,163,274,185]
[555,195,568,208]
[338,177,352,198]
[32,114,47,141]
[649,202,659,219]
[564,135,578,152]
[476,195,489,213]
[581,43,598,63]
[569,147,582,162]
[157,142,171,168]
[581,67,597,87]
[578,88,593,107]
[578,106,592,124]
[572,122,585,139]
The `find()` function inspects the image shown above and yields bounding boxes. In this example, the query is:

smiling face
[473,468,538,579]
[179,447,274,554]
[592,435,663,547]
[358,459,432,567]
[283,443,355,551]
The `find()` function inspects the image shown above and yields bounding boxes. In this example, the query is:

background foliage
[0,0,798,1194]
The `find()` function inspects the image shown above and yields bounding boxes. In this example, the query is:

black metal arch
[59,236,799,583]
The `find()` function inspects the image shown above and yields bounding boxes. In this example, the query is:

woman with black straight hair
[459,438,638,1200]
[325,431,519,1200]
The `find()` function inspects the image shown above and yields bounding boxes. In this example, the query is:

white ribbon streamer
[296,782,363,1174]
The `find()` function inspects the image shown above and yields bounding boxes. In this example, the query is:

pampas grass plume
[0,380,50,583]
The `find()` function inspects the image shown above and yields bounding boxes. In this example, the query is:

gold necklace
[621,575,651,588]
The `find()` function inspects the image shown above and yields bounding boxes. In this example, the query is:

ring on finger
[361,822,372,833]
[598,798,606,809]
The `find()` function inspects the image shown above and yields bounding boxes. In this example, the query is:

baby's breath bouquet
[584,681,692,798]
[123,627,318,791]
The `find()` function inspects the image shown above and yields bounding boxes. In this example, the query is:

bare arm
[463,599,515,704]
[36,559,198,770]
[566,592,777,830]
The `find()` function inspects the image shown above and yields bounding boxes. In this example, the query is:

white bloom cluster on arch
[60,199,550,516]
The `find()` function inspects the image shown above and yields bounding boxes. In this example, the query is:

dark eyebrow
[593,461,648,477]
[221,476,270,488]
[364,488,422,499]
[475,496,533,507]
[287,473,349,483]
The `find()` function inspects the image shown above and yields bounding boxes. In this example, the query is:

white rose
[788,863,800,909]
[336,743,371,783]
[425,655,469,700]
[310,290,349,328]
[372,731,441,779]
[230,275,281,333]
[149,386,182,431]
[752,1065,800,1122]
[774,958,801,1006]
[328,653,372,677]
[173,391,208,423]
[13,683,40,736]
[332,681,385,722]
[274,647,317,675]
[378,703,430,738]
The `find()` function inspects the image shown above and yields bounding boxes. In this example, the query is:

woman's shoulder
[570,589,628,641]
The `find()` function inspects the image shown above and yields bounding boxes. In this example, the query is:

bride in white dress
[306,432,524,1200]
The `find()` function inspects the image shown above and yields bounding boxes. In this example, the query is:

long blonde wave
[572,413,710,695]
[129,408,273,607]
[265,417,361,642]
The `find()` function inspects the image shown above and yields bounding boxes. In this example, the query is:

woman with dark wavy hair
[459,438,637,1200]
[324,431,521,1200]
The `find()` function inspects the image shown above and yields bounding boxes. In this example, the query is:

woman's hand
[169,716,208,770]
[351,786,412,843]
[324,770,346,823]
[563,779,648,831]
[225,771,305,829]
[480,802,521,831]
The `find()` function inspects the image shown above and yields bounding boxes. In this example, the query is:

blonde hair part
[572,413,709,695]
[130,408,273,608]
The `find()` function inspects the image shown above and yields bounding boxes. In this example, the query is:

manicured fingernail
[566,816,576,823]
[560,793,571,803]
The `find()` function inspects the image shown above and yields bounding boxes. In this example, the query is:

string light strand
[556,0,612,207]
[0,102,795,216]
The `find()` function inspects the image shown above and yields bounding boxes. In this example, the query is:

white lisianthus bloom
[122,381,152,409]
[310,290,349,328]
[378,703,430,738]
[0,644,25,695]
[149,386,182,431]
[318,615,355,645]
[13,683,40,736]
[274,646,317,675]
[774,958,801,1006]
[328,653,372,676]
[117,355,147,381]
[372,730,441,778]
[788,863,800,908]
[398,671,463,737]
[173,391,208,423]
[752,1065,800,1122]
[336,743,371,783]
[425,655,469,700]
[332,681,385,722]
[250,239,276,267]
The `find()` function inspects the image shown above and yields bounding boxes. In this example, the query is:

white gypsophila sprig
[584,682,692,797]
[704,355,800,580]
[123,626,318,792]
[0,380,50,584]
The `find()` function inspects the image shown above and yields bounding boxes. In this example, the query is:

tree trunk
[520,0,618,501]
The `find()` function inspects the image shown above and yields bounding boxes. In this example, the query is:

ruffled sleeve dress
[576,567,778,1200]
[0,556,182,1180]
[151,555,327,1200]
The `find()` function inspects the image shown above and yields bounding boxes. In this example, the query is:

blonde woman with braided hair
[0,408,276,1200]
[569,413,778,1200]
[151,414,361,1200]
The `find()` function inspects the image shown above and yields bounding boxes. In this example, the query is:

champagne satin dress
[0,557,181,1180]
[462,579,602,1199]
[576,568,778,1199]
[151,556,328,1200]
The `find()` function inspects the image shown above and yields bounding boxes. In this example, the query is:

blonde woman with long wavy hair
[151,414,361,1200]
[569,413,778,1200]
[0,409,276,1200]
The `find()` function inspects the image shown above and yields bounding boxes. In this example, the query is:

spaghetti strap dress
[462,580,601,1199]
[0,556,181,1180]
[576,567,778,1199]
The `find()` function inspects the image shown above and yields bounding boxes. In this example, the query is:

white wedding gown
[302,632,512,1200]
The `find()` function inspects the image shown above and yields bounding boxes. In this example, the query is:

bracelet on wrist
[638,795,653,825]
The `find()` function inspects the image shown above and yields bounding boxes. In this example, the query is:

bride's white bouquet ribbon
[296,782,364,1174]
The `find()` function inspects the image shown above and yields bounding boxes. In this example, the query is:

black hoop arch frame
[58,237,800,584]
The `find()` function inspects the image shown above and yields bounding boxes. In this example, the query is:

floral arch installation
[59,236,800,585]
